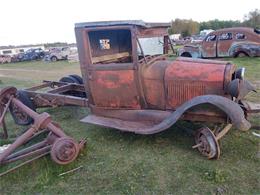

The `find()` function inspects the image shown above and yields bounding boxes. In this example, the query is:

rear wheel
[9,90,35,126]
[69,74,83,84]
[193,126,220,159]
[236,52,248,58]
[59,76,78,84]
[51,56,58,62]
[59,76,86,97]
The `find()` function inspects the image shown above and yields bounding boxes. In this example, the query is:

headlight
[234,67,245,80]
[228,78,256,99]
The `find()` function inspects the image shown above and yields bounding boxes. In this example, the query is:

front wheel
[180,52,192,57]
[193,126,220,159]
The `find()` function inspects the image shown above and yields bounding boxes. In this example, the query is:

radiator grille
[167,81,205,107]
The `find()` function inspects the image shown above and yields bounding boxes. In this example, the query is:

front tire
[181,52,192,57]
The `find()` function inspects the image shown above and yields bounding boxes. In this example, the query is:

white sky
[0,0,259,46]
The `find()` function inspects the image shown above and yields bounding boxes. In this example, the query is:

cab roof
[75,20,170,29]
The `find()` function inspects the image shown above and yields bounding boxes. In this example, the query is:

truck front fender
[138,95,251,134]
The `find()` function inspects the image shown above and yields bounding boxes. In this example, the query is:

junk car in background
[44,47,70,62]
[0,55,11,64]
[178,27,260,58]
[19,48,46,61]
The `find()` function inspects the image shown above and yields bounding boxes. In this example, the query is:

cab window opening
[88,29,132,64]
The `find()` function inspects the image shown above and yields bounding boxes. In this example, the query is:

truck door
[86,28,141,109]
[217,32,233,57]
[201,34,217,58]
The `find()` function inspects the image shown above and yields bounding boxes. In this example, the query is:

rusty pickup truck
[1,21,260,176]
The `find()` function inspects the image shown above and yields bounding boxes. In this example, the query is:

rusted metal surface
[142,60,170,109]
[165,58,231,108]
[194,127,220,159]
[22,80,88,108]
[229,42,260,57]
[82,95,251,134]
[178,27,260,58]
[0,87,86,175]
[89,70,140,108]
[89,105,227,124]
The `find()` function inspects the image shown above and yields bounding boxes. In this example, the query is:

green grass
[0,58,260,194]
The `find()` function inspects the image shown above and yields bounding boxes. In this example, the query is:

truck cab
[75,21,173,110]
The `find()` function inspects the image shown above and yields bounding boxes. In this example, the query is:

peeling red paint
[89,70,140,108]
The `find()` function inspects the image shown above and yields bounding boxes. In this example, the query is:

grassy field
[0,58,259,194]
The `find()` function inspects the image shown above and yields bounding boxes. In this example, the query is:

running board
[81,114,157,134]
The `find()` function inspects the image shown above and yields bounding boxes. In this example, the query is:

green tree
[199,19,241,31]
[170,19,199,37]
[243,9,260,28]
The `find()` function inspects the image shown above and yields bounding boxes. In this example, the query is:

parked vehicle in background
[178,27,260,58]
[44,47,70,62]
[10,53,23,62]
[190,35,204,44]
[68,47,79,62]
[0,55,11,64]
[19,48,45,61]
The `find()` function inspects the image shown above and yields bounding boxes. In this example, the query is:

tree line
[169,9,260,37]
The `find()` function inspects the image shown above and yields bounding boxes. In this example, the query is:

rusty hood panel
[164,58,233,108]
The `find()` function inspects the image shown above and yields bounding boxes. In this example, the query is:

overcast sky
[0,0,258,46]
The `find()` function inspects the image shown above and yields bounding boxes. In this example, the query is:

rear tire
[9,91,35,126]
[235,52,248,58]
[59,76,86,97]
[59,76,78,84]
[51,56,58,62]
[69,74,83,84]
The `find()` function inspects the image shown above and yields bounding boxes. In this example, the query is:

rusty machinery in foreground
[0,21,260,175]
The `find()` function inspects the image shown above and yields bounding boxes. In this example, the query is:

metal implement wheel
[51,137,79,165]
[194,127,220,159]
[0,87,17,105]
